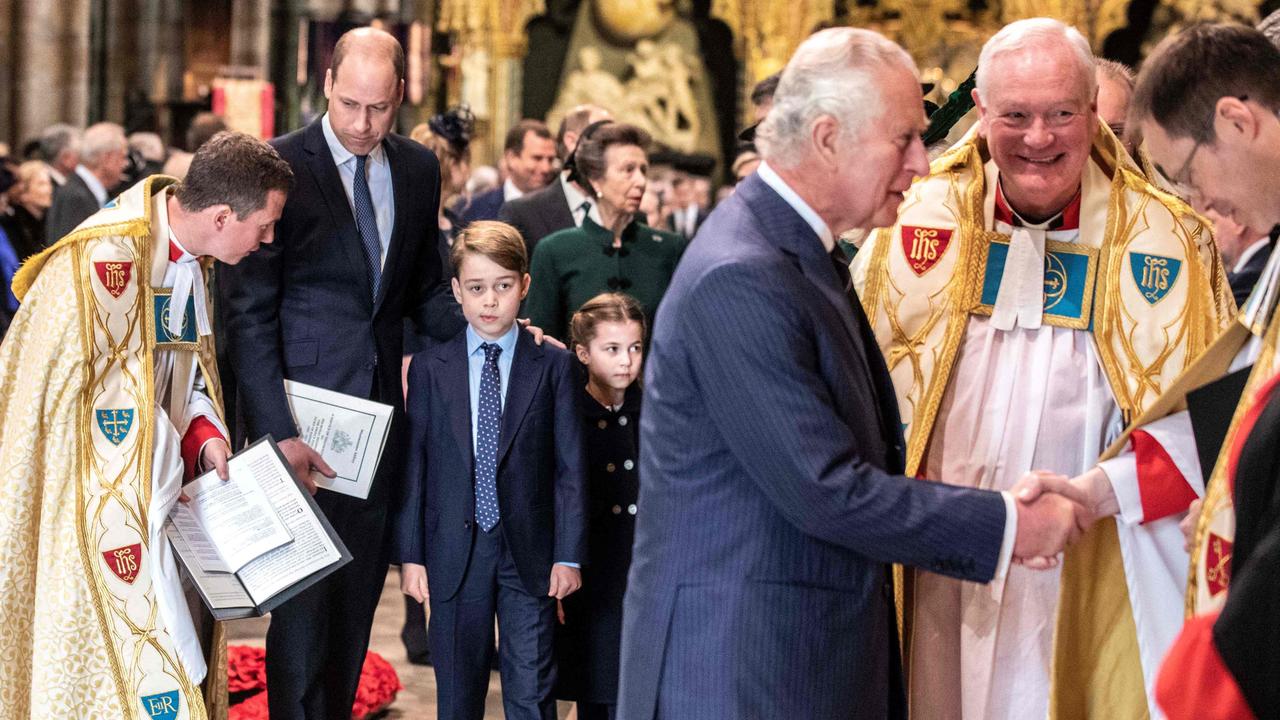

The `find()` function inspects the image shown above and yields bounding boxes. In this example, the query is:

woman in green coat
[523,122,687,340]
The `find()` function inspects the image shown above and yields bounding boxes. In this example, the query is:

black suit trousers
[265,491,390,720]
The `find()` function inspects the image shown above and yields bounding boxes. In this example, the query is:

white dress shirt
[559,171,601,227]
[503,178,524,202]
[76,164,109,207]
[1234,237,1273,274]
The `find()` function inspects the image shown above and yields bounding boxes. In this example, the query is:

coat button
[464,520,473,529]
[598,419,608,430]
[619,416,628,426]
[623,459,634,471]
[606,463,616,473]
[611,505,622,515]
[627,504,637,515]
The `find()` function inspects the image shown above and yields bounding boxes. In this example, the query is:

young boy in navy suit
[394,220,587,720]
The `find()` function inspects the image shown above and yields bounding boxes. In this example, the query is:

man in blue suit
[618,28,1086,720]
[458,120,557,227]
[218,28,464,719]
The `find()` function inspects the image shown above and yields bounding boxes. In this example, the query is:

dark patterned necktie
[474,342,503,531]
[353,154,382,299]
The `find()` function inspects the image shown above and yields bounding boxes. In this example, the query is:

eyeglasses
[1157,133,1203,196]
[1154,95,1253,198]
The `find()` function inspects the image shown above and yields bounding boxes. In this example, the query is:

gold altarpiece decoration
[437,0,546,163]
[434,0,1259,162]
[709,0,838,125]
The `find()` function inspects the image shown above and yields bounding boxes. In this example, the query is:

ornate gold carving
[549,40,702,152]
[593,0,677,42]
[710,0,837,123]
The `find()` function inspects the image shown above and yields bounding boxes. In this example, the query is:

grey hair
[39,123,81,161]
[1095,57,1135,91]
[975,18,1096,100]
[80,122,127,167]
[755,27,918,169]
[128,132,166,163]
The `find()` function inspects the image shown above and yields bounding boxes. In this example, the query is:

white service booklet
[284,379,393,500]
[166,437,351,620]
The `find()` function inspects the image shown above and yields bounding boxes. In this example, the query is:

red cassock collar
[993,181,1082,231]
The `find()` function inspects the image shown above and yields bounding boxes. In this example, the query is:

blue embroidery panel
[96,408,135,446]
[981,242,1093,325]
[140,690,180,720]
[153,293,198,344]
[1129,252,1182,305]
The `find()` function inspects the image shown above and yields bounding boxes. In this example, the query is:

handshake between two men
[1008,467,1119,569]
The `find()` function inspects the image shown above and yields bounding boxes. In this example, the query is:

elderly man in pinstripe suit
[617,28,1085,720]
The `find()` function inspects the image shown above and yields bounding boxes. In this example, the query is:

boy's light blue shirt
[464,321,577,569]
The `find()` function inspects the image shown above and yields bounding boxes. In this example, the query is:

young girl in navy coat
[555,292,646,720]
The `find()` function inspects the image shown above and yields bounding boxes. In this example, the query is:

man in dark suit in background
[617,28,1085,720]
[459,119,556,227]
[45,122,128,243]
[1226,228,1276,306]
[218,27,464,719]
[38,123,81,188]
[499,104,611,252]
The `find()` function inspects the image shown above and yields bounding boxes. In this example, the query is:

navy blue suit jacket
[617,174,1008,720]
[458,186,506,228]
[218,119,464,504]
[392,328,588,599]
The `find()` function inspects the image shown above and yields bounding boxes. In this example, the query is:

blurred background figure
[163,151,194,180]
[1095,58,1136,155]
[38,124,81,188]
[464,165,500,207]
[458,119,556,225]
[186,111,228,152]
[0,161,53,260]
[524,122,687,340]
[45,121,127,243]
[500,104,613,252]
[128,131,167,177]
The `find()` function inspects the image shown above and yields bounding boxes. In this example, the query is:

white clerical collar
[320,112,386,168]
[75,164,109,206]
[756,161,835,251]
[503,178,524,202]
[1234,237,1273,274]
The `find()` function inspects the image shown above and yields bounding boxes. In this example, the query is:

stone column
[231,0,274,71]
[9,0,92,144]
[0,0,14,147]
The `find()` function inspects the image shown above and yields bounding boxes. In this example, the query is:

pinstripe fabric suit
[617,174,1009,720]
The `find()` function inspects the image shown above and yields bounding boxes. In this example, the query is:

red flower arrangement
[227,644,403,720]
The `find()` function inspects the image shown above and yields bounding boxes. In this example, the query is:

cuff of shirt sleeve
[995,491,1018,580]
[554,562,580,569]
[1098,455,1145,526]
[181,416,225,483]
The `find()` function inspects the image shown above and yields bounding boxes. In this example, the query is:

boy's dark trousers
[429,521,558,720]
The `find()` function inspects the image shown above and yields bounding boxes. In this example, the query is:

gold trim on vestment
[70,176,208,719]
[1187,310,1280,615]
[858,122,1233,720]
